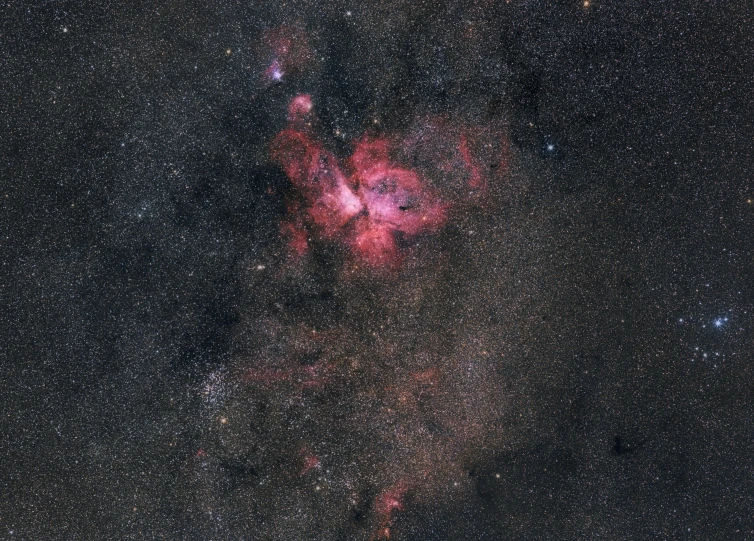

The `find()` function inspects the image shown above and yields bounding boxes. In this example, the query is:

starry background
[2,0,754,539]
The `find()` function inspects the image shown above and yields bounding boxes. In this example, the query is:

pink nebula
[271,97,454,269]
[287,94,313,121]
[299,447,321,475]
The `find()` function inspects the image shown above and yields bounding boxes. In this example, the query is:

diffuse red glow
[398,115,511,207]
[371,480,409,540]
[242,360,335,390]
[299,446,321,475]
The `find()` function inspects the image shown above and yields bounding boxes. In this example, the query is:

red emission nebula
[231,90,514,538]
[271,94,508,270]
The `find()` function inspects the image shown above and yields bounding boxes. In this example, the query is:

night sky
[3,1,754,539]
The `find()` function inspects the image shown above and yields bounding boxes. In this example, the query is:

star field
[2,1,754,539]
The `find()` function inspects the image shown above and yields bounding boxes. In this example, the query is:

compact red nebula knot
[299,446,321,475]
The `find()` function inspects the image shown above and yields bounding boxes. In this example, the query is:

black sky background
[2,1,754,539]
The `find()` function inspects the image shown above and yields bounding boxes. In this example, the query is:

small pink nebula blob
[299,447,321,475]
[259,25,313,84]
[370,480,409,539]
[287,94,313,121]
